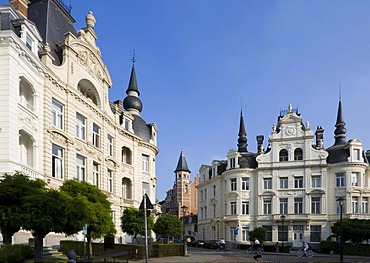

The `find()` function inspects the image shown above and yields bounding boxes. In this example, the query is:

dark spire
[333,99,347,145]
[237,110,248,152]
[174,150,191,173]
[123,55,143,114]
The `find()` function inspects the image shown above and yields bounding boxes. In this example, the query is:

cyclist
[253,238,262,261]
[302,240,309,254]
[218,238,226,250]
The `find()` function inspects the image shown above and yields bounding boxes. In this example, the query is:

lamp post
[181,205,188,256]
[280,215,286,253]
[337,197,345,263]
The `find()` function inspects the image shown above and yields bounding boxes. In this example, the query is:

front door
[292,225,304,248]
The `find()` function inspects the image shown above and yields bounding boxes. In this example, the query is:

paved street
[133,247,370,263]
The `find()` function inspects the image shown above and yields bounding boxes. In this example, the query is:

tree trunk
[2,231,12,244]
[87,234,92,258]
[34,235,44,262]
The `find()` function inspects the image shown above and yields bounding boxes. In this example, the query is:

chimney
[315,126,324,149]
[256,135,264,153]
[9,0,29,18]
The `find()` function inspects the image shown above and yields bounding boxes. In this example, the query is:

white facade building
[0,0,159,245]
[197,103,370,248]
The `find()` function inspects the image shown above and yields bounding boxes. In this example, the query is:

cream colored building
[197,104,370,248]
[0,0,159,245]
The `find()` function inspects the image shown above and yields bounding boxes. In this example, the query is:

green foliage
[153,213,182,238]
[151,244,183,258]
[121,207,154,242]
[60,180,116,257]
[249,227,267,243]
[0,172,45,244]
[331,218,370,243]
[0,244,33,263]
[60,180,116,239]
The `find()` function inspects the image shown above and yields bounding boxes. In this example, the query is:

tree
[23,189,89,262]
[121,206,154,244]
[331,218,370,243]
[153,213,182,239]
[60,180,116,257]
[0,172,45,244]
[249,227,267,243]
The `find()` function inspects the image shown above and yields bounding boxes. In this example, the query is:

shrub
[0,244,33,263]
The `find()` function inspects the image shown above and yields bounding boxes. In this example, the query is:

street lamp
[181,205,188,256]
[337,197,345,263]
[280,215,286,253]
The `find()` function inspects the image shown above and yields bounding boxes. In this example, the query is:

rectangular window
[107,169,113,192]
[278,225,288,241]
[294,198,303,214]
[92,123,100,148]
[310,225,321,242]
[124,119,130,130]
[352,197,359,213]
[142,154,149,172]
[242,201,249,215]
[263,199,272,214]
[294,177,303,188]
[336,173,345,187]
[213,185,216,196]
[200,190,203,201]
[93,162,99,187]
[312,176,321,188]
[229,158,235,168]
[76,113,86,140]
[280,177,288,189]
[280,198,288,214]
[52,99,63,129]
[354,149,361,160]
[230,227,236,241]
[26,33,33,50]
[213,204,216,218]
[262,225,272,241]
[264,178,272,189]
[200,207,204,220]
[230,178,237,191]
[204,206,208,219]
[351,172,359,186]
[76,154,86,181]
[52,144,64,179]
[230,202,237,215]
[204,189,207,200]
[241,177,249,190]
[242,227,249,242]
[311,197,321,214]
[142,182,149,196]
[107,135,114,156]
[362,197,369,213]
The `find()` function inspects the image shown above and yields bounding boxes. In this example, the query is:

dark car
[189,240,205,247]
[203,240,219,249]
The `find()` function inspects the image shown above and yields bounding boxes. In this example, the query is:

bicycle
[296,247,313,258]
[246,246,264,254]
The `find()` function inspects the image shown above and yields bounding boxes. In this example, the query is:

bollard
[67,249,77,263]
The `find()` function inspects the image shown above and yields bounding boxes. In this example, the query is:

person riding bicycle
[218,238,226,249]
[253,238,262,252]
[302,240,309,252]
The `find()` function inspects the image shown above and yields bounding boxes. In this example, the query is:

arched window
[121,146,132,165]
[19,130,35,167]
[294,148,303,160]
[279,149,288,162]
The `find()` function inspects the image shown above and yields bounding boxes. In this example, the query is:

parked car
[203,240,219,249]
[189,240,205,247]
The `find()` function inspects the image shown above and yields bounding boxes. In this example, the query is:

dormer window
[279,149,288,162]
[229,157,235,169]
[354,149,361,161]
[26,33,33,51]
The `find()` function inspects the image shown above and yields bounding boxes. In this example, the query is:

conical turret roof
[174,150,191,173]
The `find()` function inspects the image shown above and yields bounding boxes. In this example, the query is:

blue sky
[6,0,370,200]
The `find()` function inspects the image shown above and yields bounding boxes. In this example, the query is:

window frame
[76,113,86,140]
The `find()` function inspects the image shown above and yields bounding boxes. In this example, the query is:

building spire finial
[131,49,136,64]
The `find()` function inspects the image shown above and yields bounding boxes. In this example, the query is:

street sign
[139,193,154,210]
[82,224,87,234]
